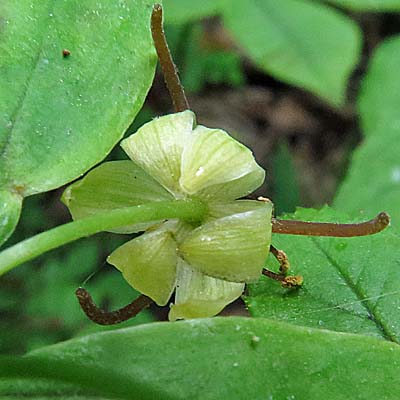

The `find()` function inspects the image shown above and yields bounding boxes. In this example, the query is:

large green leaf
[323,0,400,11]
[247,207,400,343]
[335,37,400,230]
[1,317,399,399]
[0,0,156,239]
[221,0,361,106]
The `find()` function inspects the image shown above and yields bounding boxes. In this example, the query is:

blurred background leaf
[271,141,300,215]
[222,0,361,106]
[335,36,400,231]
[162,0,362,106]
[163,0,219,25]
[323,0,400,11]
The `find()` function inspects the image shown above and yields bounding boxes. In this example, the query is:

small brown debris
[62,49,71,57]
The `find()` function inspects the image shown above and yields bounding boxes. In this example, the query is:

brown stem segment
[151,4,189,112]
[75,288,153,325]
[271,212,390,237]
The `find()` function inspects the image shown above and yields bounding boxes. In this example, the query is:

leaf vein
[312,237,397,343]
[0,1,54,166]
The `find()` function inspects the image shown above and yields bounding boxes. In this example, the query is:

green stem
[0,199,206,276]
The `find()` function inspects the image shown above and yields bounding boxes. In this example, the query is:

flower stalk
[0,199,206,276]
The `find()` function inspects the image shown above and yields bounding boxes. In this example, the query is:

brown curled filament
[75,287,153,325]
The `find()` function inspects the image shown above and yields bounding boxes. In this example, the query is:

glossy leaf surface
[1,317,399,399]
[0,0,156,238]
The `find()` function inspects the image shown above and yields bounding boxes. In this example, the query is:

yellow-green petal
[180,125,263,196]
[180,203,273,282]
[107,229,178,306]
[158,219,195,244]
[206,199,271,221]
[121,110,195,196]
[62,161,173,234]
[196,165,265,201]
[168,260,244,321]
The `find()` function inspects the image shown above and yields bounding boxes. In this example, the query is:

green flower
[63,110,272,320]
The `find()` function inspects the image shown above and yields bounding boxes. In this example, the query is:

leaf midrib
[0,1,54,172]
[312,237,398,343]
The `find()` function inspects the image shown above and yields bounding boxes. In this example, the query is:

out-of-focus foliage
[335,37,400,231]
[271,141,300,215]
[163,0,362,106]
[180,24,245,93]
[163,0,218,24]
[323,0,400,11]
[221,0,361,106]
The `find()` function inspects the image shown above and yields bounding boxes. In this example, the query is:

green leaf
[221,0,361,106]
[163,0,220,25]
[0,0,156,235]
[335,37,400,231]
[1,317,400,399]
[323,0,400,11]
[247,207,400,343]
[0,190,22,246]
[0,378,111,399]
